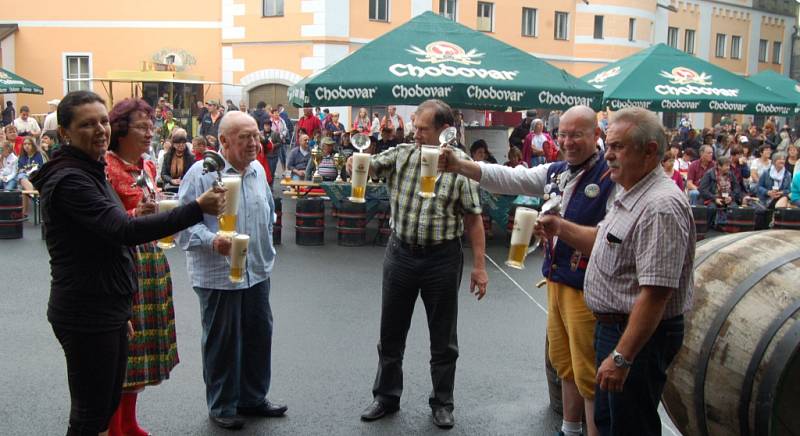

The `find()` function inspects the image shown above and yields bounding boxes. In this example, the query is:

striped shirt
[371,143,482,245]
[584,166,694,319]
[177,156,276,290]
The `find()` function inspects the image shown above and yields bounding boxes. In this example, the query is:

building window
[715,33,726,58]
[439,0,456,21]
[554,11,569,40]
[773,41,782,64]
[684,29,695,54]
[759,39,768,62]
[730,35,741,59]
[667,27,678,48]
[64,54,91,93]
[369,0,389,21]
[593,15,604,39]
[521,7,537,37]
[477,2,493,32]
[262,0,284,17]
[628,18,636,42]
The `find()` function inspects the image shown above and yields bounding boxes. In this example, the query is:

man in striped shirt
[357,99,487,429]
[536,107,694,436]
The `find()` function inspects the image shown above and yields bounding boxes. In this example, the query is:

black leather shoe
[432,408,454,429]
[360,400,399,421]
[237,400,288,417]
[210,415,245,430]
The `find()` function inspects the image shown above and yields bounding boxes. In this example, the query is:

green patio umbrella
[0,68,43,94]
[581,44,795,115]
[747,69,800,109]
[288,11,602,110]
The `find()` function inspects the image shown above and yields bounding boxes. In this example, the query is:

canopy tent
[288,11,602,110]
[747,69,800,109]
[0,68,43,94]
[581,44,795,115]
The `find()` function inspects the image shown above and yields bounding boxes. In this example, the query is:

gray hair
[699,144,714,155]
[772,151,787,162]
[171,128,187,141]
[609,107,667,159]
[529,118,544,131]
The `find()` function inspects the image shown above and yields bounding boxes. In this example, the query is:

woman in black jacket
[30,90,225,436]
[160,128,195,193]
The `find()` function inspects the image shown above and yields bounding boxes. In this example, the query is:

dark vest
[542,155,614,290]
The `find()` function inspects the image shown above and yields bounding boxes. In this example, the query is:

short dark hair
[470,139,488,156]
[20,105,30,113]
[416,99,454,130]
[108,98,154,152]
[57,91,106,131]
[257,101,267,109]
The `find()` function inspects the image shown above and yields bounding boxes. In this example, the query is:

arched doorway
[248,84,289,110]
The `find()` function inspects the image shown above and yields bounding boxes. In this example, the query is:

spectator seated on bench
[699,156,742,227]
[756,151,792,209]
[1,141,18,190]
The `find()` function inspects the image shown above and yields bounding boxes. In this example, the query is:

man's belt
[594,313,629,325]
[391,235,458,255]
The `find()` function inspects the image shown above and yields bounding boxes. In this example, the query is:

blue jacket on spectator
[756,166,791,204]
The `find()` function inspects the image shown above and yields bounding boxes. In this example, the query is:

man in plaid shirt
[356,99,488,429]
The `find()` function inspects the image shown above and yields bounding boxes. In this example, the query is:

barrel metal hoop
[693,231,767,269]
[754,320,800,436]
[738,299,800,436]
[694,248,800,436]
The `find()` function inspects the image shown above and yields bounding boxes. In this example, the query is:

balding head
[557,105,601,164]
[219,111,259,171]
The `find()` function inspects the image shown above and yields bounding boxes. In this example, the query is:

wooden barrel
[544,335,563,416]
[720,206,755,233]
[774,208,800,230]
[692,206,709,241]
[273,197,282,246]
[663,230,800,436]
[295,199,325,246]
[0,191,24,239]
[374,203,391,247]
[336,200,367,247]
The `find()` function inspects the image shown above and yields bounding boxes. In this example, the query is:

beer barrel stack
[720,206,755,233]
[295,199,325,246]
[336,200,367,247]
[774,208,800,230]
[691,206,709,241]
[663,230,800,436]
[0,191,24,239]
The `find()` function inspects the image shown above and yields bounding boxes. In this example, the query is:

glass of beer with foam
[506,207,539,269]
[229,234,249,283]
[156,192,179,249]
[419,144,440,198]
[349,152,370,203]
[217,175,241,236]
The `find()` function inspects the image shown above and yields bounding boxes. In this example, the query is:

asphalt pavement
[0,196,680,435]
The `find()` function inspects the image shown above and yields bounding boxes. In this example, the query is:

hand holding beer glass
[349,133,371,204]
[418,127,458,198]
[506,207,539,269]
[217,175,241,236]
[156,192,179,249]
[228,234,249,283]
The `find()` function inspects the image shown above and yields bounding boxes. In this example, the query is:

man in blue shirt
[178,111,286,431]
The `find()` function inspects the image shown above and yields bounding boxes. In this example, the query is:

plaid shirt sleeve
[633,199,691,289]
[370,146,401,178]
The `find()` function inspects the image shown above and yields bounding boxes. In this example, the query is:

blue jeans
[194,279,273,417]
[689,189,700,206]
[0,178,17,190]
[594,316,684,436]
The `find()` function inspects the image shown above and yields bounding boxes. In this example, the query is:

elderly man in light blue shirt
[178,111,286,431]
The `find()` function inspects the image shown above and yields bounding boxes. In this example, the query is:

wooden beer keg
[336,200,367,247]
[663,230,800,436]
[0,190,24,239]
[295,199,325,246]
[273,197,281,245]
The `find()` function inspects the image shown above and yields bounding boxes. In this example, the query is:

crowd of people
[9,87,799,436]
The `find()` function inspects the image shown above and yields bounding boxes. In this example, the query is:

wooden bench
[21,190,41,225]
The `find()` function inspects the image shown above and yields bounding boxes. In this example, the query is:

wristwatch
[612,349,633,369]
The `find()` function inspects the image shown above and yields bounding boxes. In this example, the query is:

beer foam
[222,176,242,215]
[510,208,538,245]
[420,146,440,177]
[230,234,250,269]
[158,199,179,213]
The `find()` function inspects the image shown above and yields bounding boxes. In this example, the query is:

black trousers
[53,324,129,436]
[372,237,463,411]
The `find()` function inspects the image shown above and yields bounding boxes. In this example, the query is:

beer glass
[217,175,241,236]
[229,234,249,283]
[349,152,370,203]
[418,144,440,198]
[506,207,539,269]
[156,192,179,249]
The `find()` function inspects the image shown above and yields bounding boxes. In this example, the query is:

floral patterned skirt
[123,241,179,389]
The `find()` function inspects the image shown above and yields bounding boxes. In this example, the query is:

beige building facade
[0,0,797,127]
